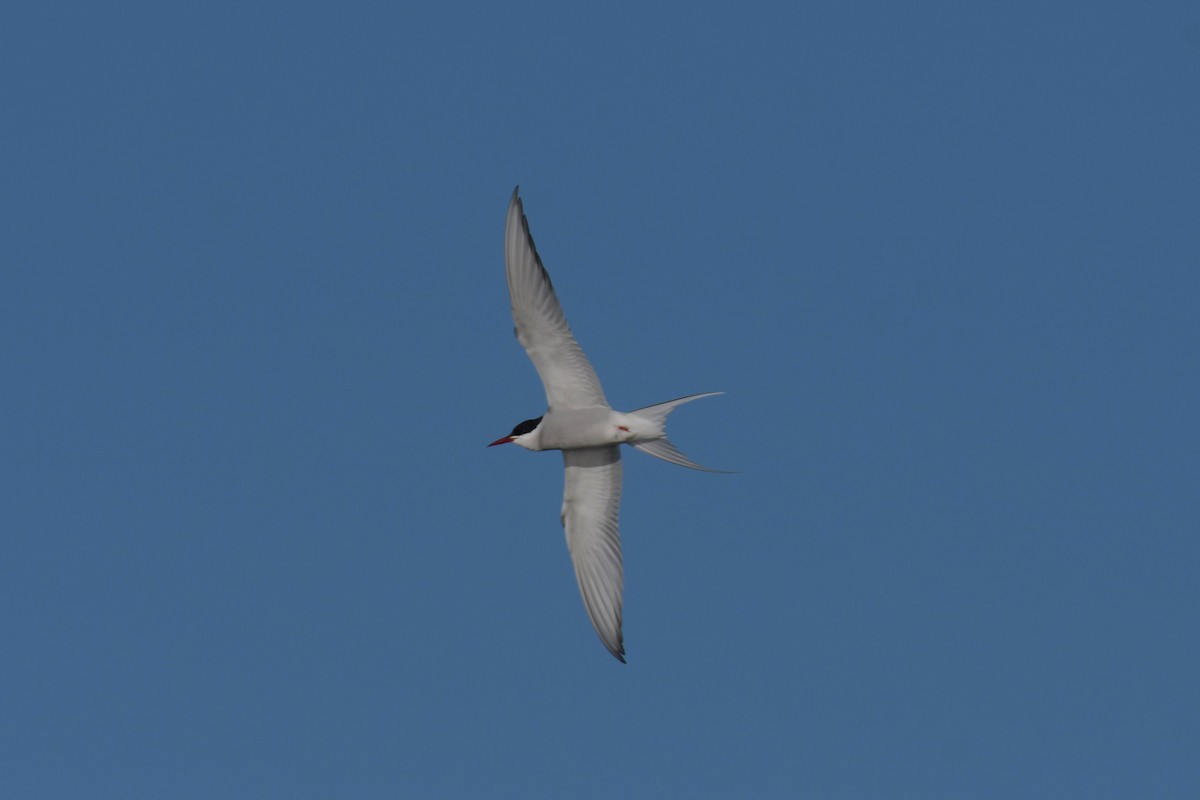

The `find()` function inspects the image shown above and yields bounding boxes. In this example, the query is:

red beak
[487,436,514,447]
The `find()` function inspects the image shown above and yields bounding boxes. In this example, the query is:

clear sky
[4,1,1198,797]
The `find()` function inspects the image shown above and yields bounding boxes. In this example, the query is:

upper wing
[505,188,608,410]
[562,446,624,662]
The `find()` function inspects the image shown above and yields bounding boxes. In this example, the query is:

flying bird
[489,187,726,662]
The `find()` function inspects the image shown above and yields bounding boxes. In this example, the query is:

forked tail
[627,392,731,472]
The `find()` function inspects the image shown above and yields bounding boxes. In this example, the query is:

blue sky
[3,1,1198,797]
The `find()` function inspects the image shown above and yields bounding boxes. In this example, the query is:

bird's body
[508,406,647,450]
[490,188,725,662]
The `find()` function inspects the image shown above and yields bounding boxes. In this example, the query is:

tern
[489,187,726,662]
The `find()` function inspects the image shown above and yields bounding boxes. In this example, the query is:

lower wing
[561,446,625,662]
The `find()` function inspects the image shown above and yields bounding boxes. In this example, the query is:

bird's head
[488,416,543,450]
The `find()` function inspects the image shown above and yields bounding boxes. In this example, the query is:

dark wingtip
[611,632,626,663]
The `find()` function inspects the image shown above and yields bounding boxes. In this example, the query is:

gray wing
[562,446,624,662]
[505,188,608,410]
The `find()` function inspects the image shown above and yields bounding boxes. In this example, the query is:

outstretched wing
[505,188,608,410]
[561,446,624,662]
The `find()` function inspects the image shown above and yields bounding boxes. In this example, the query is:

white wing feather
[562,447,624,662]
[505,188,608,410]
